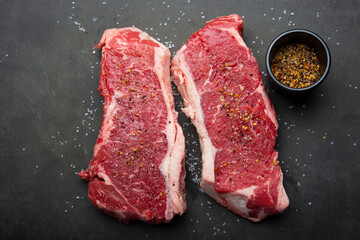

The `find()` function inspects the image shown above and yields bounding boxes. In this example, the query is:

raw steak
[79,28,186,224]
[171,15,289,222]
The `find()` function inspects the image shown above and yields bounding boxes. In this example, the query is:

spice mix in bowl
[266,29,331,95]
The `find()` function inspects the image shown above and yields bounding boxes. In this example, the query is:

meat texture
[171,15,289,222]
[79,28,186,224]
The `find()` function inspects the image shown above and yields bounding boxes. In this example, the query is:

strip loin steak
[79,28,186,224]
[171,15,289,222]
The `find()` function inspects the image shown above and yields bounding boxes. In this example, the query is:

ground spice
[271,43,321,88]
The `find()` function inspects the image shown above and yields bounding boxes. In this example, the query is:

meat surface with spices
[79,28,186,224]
[171,15,289,222]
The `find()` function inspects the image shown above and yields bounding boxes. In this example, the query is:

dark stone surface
[1,0,359,239]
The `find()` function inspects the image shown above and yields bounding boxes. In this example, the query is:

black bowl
[265,29,331,95]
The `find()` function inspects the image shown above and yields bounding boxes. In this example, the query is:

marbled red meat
[79,28,186,224]
[171,15,289,221]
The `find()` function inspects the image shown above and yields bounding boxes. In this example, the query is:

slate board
[1,0,359,239]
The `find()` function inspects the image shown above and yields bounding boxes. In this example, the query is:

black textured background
[1,0,359,239]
